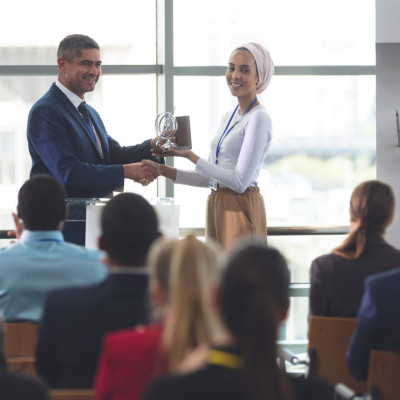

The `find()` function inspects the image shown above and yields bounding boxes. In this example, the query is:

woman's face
[226,50,258,101]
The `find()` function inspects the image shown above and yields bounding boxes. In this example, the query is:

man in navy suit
[346,266,400,381]
[35,192,160,388]
[28,34,161,198]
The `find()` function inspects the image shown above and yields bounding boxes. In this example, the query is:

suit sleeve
[346,280,379,381]
[309,258,329,316]
[28,102,162,198]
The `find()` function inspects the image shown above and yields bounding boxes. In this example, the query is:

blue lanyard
[215,98,257,164]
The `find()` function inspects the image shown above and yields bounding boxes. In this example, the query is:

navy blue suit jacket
[35,272,149,388]
[346,266,400,381]
[28,83,160,198]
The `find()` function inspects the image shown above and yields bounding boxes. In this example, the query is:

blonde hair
[333,180,395,260]
[155,235,220,372]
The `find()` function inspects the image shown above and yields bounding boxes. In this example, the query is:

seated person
[347,266,400,381]
[0,317,49,400]
[0,174,107,322]
[309,180,400,317]
[35,192,160,388]
[94,236,221,400]
[143,241,334,400]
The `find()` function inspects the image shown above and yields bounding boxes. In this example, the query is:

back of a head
[17,174,66,231]
[101,193,159,266]
[161,235,220,371]
[334,180,395,259]
[350,180,394,234]
[220,241,290,344]
[57,34,100,62]
[220,241,291,400]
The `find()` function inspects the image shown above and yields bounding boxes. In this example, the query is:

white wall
[376,0,400,246]
[376,0,400,43]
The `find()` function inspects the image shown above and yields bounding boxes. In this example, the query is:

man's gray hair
[57,34,100,62]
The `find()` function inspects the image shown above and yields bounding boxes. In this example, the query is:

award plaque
[154,107,192,151]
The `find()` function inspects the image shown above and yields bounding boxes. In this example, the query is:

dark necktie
[78,102,96,142]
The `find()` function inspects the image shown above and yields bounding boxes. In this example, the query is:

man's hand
[135,160,162,186]
[7,212,24,241]
[123,161,160,183]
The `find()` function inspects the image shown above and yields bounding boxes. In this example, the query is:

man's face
[57,48,102,99]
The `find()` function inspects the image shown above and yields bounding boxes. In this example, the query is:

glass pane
[283,296,309,341]
[0,75,158,230]
[174,75,376,228]
[174,0,375,66]
[0,0,156,64]
[268,235,346,283]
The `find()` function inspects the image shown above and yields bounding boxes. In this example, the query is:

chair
[49,389,95,400]
[366,350,400,400]
[307,316,366,394]
[4,322,39,378]
[5,322,38,357]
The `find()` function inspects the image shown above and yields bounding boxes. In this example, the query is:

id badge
[209,179,218,191]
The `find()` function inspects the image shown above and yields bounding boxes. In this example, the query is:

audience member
[143,241,334,400]
[0,315,49,400]
[309,180,400,317]
[35,192,160,388]
[347,266,400,381]
[94,235,221,400]
[0,175,107,322]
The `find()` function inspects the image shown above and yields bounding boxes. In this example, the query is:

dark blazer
[309,234,400,317]
[0,371,49,400]
[28,83,161,198]
[143,348,334,400]
[347,267,400,381]
[35,271,149,388]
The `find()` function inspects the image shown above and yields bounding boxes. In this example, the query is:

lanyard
[215,97,257,164]
[208,349,243,369]
[37,238,62,243]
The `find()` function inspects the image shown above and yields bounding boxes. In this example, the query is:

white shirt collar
[55,80,84,109]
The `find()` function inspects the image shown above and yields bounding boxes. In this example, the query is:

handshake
[123,160,162,186]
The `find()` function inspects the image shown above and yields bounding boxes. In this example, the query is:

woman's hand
[151,148,200,165]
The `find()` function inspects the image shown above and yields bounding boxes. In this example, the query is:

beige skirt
[206,186,267,253]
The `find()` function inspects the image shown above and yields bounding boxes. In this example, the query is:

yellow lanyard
[208,349,243,369]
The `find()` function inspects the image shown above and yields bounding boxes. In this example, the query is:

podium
[64,198,180,249]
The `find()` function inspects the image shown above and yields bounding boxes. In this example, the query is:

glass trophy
[155,107,178,151]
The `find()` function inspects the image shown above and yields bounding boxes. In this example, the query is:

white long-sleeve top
[175,104,272,194]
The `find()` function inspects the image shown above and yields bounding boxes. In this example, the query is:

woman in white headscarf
[145,43,274,253]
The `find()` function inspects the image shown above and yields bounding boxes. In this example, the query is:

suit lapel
[51,84,107,160]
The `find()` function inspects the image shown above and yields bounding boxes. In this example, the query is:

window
[0,0,375,342]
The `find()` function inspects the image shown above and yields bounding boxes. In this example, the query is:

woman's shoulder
[103,324,163,353]
[247,104,271,122]
[311,252,342,271]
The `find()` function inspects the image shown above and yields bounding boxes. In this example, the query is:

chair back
[4,322,39,378]
[366,350,400,400]
[5,322,38,357]
[307,316,366,394]
[49,389,95,400]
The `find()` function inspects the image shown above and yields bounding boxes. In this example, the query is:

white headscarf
[232,42,274,94]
